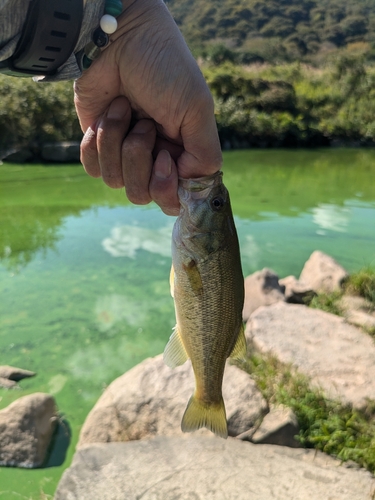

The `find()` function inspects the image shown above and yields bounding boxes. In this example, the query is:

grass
[308,291,343,316]
[308,267,375,317]
[237,351,375,472]
[343,267,375,304]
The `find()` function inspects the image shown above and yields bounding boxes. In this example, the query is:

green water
[0,149,374,499]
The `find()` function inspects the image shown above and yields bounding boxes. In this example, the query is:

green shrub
[0,75,81,155]
[237,352,375,472]
[343,268,375,303]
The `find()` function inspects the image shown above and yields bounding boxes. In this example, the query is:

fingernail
[155,150,172,179]
[107,99,129,120]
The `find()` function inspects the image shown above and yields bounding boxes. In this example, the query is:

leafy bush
[203,58,375,146]
[0,75,81,156]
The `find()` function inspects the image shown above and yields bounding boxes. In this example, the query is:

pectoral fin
[163,325,189,368]
[182,259,203,296]
[229,323,247,361]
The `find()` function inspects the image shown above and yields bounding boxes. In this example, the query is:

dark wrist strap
[0,0,83,77]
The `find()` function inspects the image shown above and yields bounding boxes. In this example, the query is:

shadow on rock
[43,416,71,468]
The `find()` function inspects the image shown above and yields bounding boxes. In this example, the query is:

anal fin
[163,325,189,368]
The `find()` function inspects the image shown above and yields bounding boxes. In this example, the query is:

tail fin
[181,395,228,439]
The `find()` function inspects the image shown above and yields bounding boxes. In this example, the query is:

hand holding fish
[76,0,222,216]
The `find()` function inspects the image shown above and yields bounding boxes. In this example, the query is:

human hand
[74,0,222,215]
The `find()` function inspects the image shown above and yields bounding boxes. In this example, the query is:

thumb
[176,98,223,179]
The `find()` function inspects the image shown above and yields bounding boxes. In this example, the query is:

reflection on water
[48,374,68,395]
[312,203,351,234]
[0,149,375,499]
[102,224,172,258]
[95,293,171,332]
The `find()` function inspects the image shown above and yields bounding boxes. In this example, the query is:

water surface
[0,149,374,498]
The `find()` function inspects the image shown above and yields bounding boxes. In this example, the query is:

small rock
[2,147,34,163]
[0,377,19,389]
[279,275,316,304]
[78,354,267,447]
[242,268,285,321]
[250,405,300,448]
[246,301,375,408]
[299,250,348,293]
[55,436,375,500]
[41,141,80,162]
[0,393,57,468]
[0,365,36,381]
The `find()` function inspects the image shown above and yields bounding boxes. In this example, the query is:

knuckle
[102,172,124,189]
[125,186,151,205]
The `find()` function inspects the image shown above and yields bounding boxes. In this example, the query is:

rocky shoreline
[1,250,375,498]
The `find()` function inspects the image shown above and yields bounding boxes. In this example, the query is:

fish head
[174,171,236,261]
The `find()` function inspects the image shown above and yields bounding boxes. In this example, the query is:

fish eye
[211,196,225,211]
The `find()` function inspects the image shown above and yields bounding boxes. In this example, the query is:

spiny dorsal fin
[163,325,189,368]
[229,323,247,361]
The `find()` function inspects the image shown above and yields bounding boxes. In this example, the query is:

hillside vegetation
[166,0,375,62]
[2,0,375,154]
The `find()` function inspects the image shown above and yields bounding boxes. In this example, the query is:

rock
[55,436,375,500]
[0,393,57,468]
[250,405,300,448]
[0,365,36,381]
[279,275,316,304]
[339,295,375,331]
[41,141,80,162]
[243,268,285,321]
[2,147,34,163]
[0,377,19,389]
[246,302,375,408]
[78,354,267,447]
[299,250,348,293]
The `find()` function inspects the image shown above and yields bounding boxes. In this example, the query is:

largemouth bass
[163,171,246,439]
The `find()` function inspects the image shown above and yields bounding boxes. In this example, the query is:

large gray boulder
[0,393,57,468]
[246,301,375,408]
[299,250,348,293]
[243,268,285,321]
[78,354,268,446]
[55,436,375,500]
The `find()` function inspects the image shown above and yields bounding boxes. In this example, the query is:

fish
[163,170,246,439]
